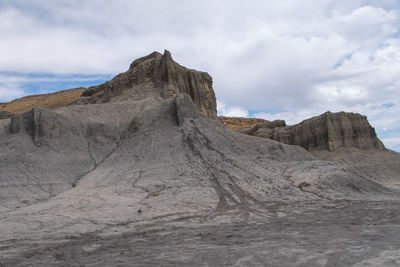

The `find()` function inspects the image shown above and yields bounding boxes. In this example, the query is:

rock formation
[220,116,268,130]
[0,110,11,120]
[241,112,400,190]
[1,51,400,265]
[244,111,385,152]
[75,50,217,118]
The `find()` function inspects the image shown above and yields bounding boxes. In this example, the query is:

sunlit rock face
[245,111,385,152]
[76,50,217,119]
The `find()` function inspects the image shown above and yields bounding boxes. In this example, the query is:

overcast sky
[0,0,399,151]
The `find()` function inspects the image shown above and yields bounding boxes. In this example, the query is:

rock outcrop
[0,110,11,120]
[75,50,217,118]
[220,116,269,130]
[245,111,385,152]
[1,51,400,266]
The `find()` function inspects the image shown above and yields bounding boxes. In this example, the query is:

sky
[0,0,399,152]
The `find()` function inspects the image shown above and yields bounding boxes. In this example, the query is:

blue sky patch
[0,72,112,100]
[381,103,395,109]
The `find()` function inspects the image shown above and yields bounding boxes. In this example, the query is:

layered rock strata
[75,50,217,118]
[244,112,385,152]
[0,110,11,120]
[1,51,400,265]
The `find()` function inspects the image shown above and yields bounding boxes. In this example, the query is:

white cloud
[217,101,249,118]
[0,84,25,102]
[381,137,400,152]
[0,73,111,102]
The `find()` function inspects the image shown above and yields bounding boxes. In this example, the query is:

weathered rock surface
[5,201,400,266]
[245,111,385,152]
[0,110,11,120]
[313,148,400,190]
[243,112,400,189]
[220,116,269,130]
[0,92,398,228]
[75,50,217,118]
[1,51,400,266]
[1,108,96,208]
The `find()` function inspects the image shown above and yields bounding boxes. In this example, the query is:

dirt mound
[0,88,84,115]
[220,116,269,130]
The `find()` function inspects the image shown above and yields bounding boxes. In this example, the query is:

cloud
[0,1,399,150]
[217,101,249,118]
[382,137,400,150]
[381,134,400,152]
[0,84,25,102]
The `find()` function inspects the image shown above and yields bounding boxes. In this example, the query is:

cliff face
[76,50,217,118]
[0,50,216,119]
[245,112,385,152]
[0,111,12,120]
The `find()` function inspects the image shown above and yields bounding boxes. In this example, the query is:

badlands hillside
[0,84,264,131]
[1,50,400,266]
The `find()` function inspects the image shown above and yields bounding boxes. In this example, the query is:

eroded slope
[1,51,400,264]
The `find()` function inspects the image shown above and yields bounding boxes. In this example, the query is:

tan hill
[0,87,84,115]
[219,116,268,130]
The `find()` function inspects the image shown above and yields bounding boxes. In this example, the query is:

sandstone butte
[1,50,400,266]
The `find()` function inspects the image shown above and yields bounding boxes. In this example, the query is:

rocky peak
[76,50,217,118]
[245,111,385,152]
